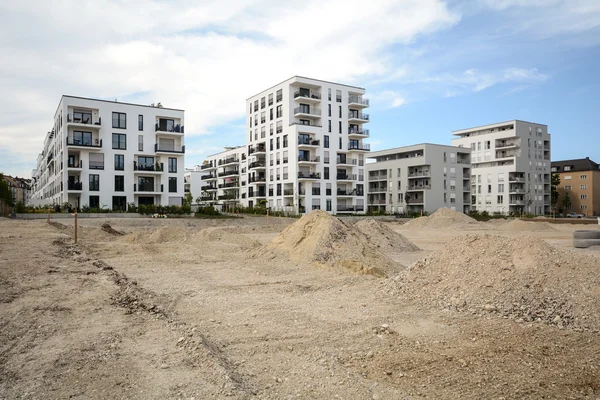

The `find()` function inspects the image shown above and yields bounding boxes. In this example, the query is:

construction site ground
[0,215,598,400]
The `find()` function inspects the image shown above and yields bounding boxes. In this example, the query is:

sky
[0,0,599,179]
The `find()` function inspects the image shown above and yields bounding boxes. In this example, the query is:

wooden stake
[47,210,50,224]
[74,211,78,244]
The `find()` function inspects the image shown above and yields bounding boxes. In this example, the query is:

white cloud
[369,90,407,109]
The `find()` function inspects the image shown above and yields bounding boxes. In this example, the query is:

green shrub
[15,202,25,213]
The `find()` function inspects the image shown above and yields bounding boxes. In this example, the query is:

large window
[89,196,99,208]
[168,157,177,173]
[72,131,93,146]
[89,174,100,191]
[138,156,154,170]
[89,153,104,170]
[73,110,92,124]
[114,175,124,192]
[138,115,143,131]
[324,135,329,148]
[112,112,126,129]
[113,196,127,212]
[276,105,282,118]
[114,154,124,170]
[112,133,126,149]
[169,177,177,193]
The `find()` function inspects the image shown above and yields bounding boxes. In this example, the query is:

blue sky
[0,0,599,178]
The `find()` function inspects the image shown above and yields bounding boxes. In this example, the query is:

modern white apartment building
[451,120,551,215]
[186,146,247,210]
[244,76,370,214]
[31,96,185,210]
[366,144,471,214]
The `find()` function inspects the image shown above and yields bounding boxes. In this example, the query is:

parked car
[567,212,585,218]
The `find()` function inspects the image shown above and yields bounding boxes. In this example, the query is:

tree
[562,192,572,212]
[551,173,560,209]
[0,173,14,207]
[183,192,193,206]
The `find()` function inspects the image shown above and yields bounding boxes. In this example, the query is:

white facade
[186,146,246,210]
[451,120,551,215]
[31,96,185,210]
[366,144,471,214]
[243,76,370,214]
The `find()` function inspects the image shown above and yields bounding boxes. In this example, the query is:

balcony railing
[293,107,321,116]
[134,161,163,172]
[67,137,102,148]
[220,170,239,177]
[248,177,266,183]
[249,162,265,169]
[200,164,214,170]
[408,171,430,177]
[291,120,322,127]
[134,183,163,193]
[294,90,321,100]
[348,143,370,151]
[348,96,369,106]
[348,128,370,136]
[298,156,320,163]
[336,206,365,212]
[298,172,320,179]
[67,160,83,168]
[408,185,431,190]
[348,112,369,121]
[298,138,320,146]
[67,182,82,190]
[248,146,266,154]
[155,144,185,153]
[201,185,216,191]
[155,123,184,133]
[283,189,294,196]
[67,114,101,126]
[201,174,216,180]
[218,157,239,165]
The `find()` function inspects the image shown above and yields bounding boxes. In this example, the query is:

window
[114,175,124,192]
[138,115,143,131]
[497,195,504,204]
[581,205,588,210]
[338,121,342,134]
[268,93,273,105]
[89,174,100,191]
[326,200,332,212]
[261,97,265,109]
[249,116,252,127]
[328,88,331,101]
[338,105,342,118]
[328,120,331,132]
[328,104,331,117]
[498,184,504,192]
[564,166,571,171]
[112,112,126,129]
[114,154,124,171]
[254,114,258,126]
[254,100,258,112]
[270,108,273,120]
[564,185,572,190]
[276,137,280,149]
[276,89,282,102]
[283,135,288,148]
[270,139,273,151]
[276,121,282,133]
[339,137,342,149]
[336,90,342,102]
[72,131,93,146]
[581,184,587,190]
[580,174,587,180]
[485,141,490,150]
[487,185,492,193]
[113,196,127,212]
[276,105,282,118]
[138,135,143,152]
[564,175,572,180]
[168,157,177,173]
[261,111,265,124]
[581,194,588,200]
[89,153,104,170]
[324,135,329,148]
[112,133,126,150]
[324,167,329,179]
[89,196,99,208]
[169,177,177,193]
[270,124,273,136]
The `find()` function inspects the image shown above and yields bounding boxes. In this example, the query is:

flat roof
[60,95,185,112]
[206,145,246,158]
[367,143,469,158]
[452,119,547,135]
[246,75,365,100]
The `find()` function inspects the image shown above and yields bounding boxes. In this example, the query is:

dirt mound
[101,223,124,236]
[193,227,260,248]
[49,221,68,230]
[123,227,189,244]
[391,234,600,332]
[501,219,557,232]
[353,219,419,253]
[255,210,400,277]
[404,208,478,229]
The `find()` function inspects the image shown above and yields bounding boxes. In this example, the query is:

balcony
[348,128,369,138]
[155,122,184,135]
[220,169,239,177]
[249,162,266,170]
[248,145,266,155]
[509,188,526,194]
[298,172,320,180]
[336,205,365,212]
[348,95,369,108]
[248,176,266,184]
[336,174,354,181]
[298,138,320,148]
[200,163,215,170]
[67,160,83,169]
[298,156,320,164]
[201,174,217,181]
[155,144,185,154]
[509,200,525,205]
[293,91,321,103]
[368,174,387,181]
[293,107,321,118]
[219,182,239,189]
[248,192,267,198]
[134,183,163,194]
[201,185,217,191]
[408,171,430,178]
[283,189,294,196]
[67,114,101,129]
[348,112,369,122]
[134,161,163,173]
[66,137,102,150]
[407,185,431,191]
[508,176,526,183]
[218,157,239,166]
[336,189,354,197]
[291,120,322,128]
[348,143,370,151]
[67,182,82,191]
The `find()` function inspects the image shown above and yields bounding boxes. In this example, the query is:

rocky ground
[0,215,598,399]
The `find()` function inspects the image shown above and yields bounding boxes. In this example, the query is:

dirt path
[1,217,599,399]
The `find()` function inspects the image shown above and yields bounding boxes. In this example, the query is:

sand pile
[353,219,419,253]
[123,227,189,244]
[255,210,400,277]
[500,219,557,232]
[390,234,600,332]
[404,208,478,229]
[101,222,124,236]
[193,227,260,248]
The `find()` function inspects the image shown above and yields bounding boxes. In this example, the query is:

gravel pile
[353,218,419,253]
[500,219,557,232]
[403,208,478,229]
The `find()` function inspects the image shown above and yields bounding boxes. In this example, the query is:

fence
[0,199,10,216]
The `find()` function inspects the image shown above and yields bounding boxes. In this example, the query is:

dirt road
[0,217,598,399]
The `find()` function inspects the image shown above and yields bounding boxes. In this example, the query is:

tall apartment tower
[451,120,551,215]
[244,76,370,214]
[366,144,471,214]
[188,146,247,210]
[30,96,185,210]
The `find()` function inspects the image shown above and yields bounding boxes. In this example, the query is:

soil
[1,215,599,399]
